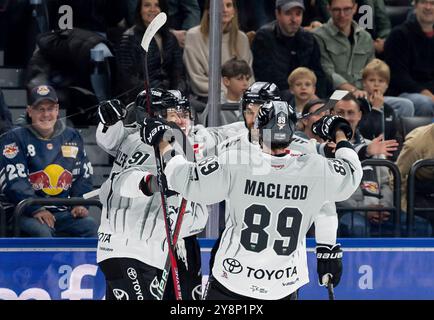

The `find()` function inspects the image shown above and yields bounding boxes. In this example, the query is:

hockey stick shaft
[140,12,183,300]
[323,274,335,300]
[154,145,183,300]
[156,198,188,300]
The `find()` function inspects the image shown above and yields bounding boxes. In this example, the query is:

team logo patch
[47,143,53,150]
[61,145,78,158]
[3,143,19,159]
[36,85,50,96]
[28,164,73,195]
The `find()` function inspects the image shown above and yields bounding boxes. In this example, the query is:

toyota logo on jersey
[223,258,243,274]
[127,267,137,280]
[112,288,130,300]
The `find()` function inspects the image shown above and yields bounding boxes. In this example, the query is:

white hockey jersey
[164,138,362,299]
[195,122,339,246]
[96,122,208,268]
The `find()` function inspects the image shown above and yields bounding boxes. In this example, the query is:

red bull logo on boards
[28,164,72,196]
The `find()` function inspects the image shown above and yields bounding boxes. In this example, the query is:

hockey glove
[98,99,127,126]
[316,243,343,287]
[312,115,353,142]
[140,117,174,146]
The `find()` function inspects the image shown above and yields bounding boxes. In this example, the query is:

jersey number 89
[240,204,302,256]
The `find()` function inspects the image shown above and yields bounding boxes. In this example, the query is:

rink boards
[0,238,433,300]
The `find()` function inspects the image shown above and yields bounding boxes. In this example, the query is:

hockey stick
[154,198,188,300]
[298,90,350,120]
[141,12,167,111]
[322,274,335,300]
[83,188,100,199]
[140,12,183,301]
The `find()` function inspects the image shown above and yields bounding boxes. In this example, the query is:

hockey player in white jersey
[96,89,207,300]
[140,100,363,300]
[203,82,344,293]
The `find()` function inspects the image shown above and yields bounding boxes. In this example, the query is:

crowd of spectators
[0,0,433,238]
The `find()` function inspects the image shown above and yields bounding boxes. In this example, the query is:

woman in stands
[183,0,253,105]
[117,0,187,97]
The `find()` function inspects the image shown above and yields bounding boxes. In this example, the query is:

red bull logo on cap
[361,181,379,195]
[3,143,19,159]
[28,164,73,196]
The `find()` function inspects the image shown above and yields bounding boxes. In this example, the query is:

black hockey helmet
[242,82,280,128]
[134,88,177,122]
[254,100,296,149]
[168,89,192,120]
[242,82,280,111]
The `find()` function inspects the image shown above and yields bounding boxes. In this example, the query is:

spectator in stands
[0,89,13,135]
[316,0,391,55]
[118,0,187,98]
[0,85,97,237]
[313,0,414,118]
[286,67,319,116]
[396,123,434,236]
[331,94,400,237]
[221,58,252,104]
[384,0,434,116]
[168,0,201,48]
[358,59,400,146]
[297,98,329,141]
[183,0,253,104]
[26,28,118,126]
[202,57,252,125]
[252,0,331,99]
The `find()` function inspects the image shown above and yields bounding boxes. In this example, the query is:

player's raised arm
[96,99,129,155]
[140,117,229,205]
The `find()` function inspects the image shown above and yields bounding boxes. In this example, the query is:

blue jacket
[0,120,93,216]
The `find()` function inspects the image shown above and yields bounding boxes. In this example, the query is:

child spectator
[221,57,252,103]
[358,59,401,146]
[287,67,318,117]
[202,57,252,125]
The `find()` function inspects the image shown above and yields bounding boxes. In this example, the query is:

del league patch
[3,143,19,159]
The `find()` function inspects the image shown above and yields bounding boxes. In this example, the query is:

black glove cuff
[335,140,353,151]
[139,175,154,196]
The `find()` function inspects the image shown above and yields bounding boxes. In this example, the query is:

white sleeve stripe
[110,102,122,117]
[98,109,106,124]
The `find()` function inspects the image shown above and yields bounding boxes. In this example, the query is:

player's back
[206,140,362,299]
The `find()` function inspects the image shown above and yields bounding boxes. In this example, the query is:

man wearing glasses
[313,0,414,118]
